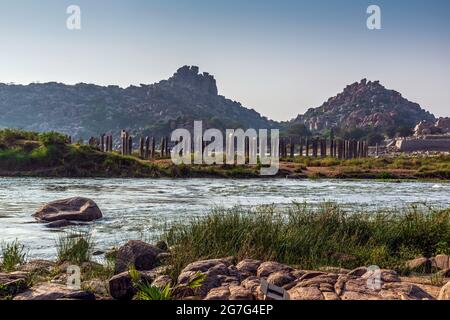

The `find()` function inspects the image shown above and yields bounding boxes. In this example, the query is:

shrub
[56,230,94,264]
[1,239,27,271]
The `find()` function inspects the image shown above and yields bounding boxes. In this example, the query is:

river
[0,177,449,259]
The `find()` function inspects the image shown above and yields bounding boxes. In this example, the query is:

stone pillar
[160,137,165,157]
[128,136,133,155]
[299,138,304,157]
[100,134,105,152]
[305,139,309,157]
[290,138,295,158]
[145,137,150,159]
[330,139,334,158]
[151,137,155,159]
[165,137,170,157]
[312,138,318,158]
[139,137,145,158]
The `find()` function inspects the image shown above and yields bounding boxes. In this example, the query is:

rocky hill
[289,79,435,137]
[0,70,437,141]
[0,66,275,140]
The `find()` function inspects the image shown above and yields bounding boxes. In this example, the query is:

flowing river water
[0,177,449,259]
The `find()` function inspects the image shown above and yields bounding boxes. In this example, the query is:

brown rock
[433,254,450,271]
[19,260,55,274]
[241,276,264,300]
[180,258,231,275]
[152,275,172,289]
[256,261,293,278]
[438,281,450,300]
[46,220,77,228]
[0,272,29,296]
[361,269,400,283]
[205,286,230,300]
[176,258,235,298]
[347,267,368,277]
[405,257,431,273]
[229,285,254,300]
[381,282,434,300]
[108,271,135,300]
[115,240,162,274]
[288,286,324,300]
[33,197,102,222]
[267,271,296,287]
[297,274,339,288]
[322,291,340,300]
[298,271,327,281]
[236,259,262,277]
[83,279,109,297]
[13,283,95,300]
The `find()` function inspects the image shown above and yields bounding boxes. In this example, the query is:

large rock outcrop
[33,197,102,223]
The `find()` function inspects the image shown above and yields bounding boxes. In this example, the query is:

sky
[0,0,449,121]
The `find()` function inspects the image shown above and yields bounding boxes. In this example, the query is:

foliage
[56,230,94,264]
[0,239,27,272]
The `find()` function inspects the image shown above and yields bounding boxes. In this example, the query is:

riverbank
[1,129,449,179]
[1,204,449,300]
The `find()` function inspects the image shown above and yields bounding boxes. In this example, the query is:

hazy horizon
[1,0,449,120]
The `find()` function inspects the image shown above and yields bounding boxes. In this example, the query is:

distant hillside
[288,79,436,139]
[0,66,276,139]
[0,70,437,142]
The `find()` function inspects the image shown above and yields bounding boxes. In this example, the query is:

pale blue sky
[0,0,449,120]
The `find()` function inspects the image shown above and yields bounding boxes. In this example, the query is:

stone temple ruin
[395,117,450,152]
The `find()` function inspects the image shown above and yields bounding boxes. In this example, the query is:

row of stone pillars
[279,138,369,159]
[122,130,171,158]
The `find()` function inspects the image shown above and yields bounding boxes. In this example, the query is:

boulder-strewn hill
[0,70,437,141]
[0,66,276,139]
[289,79,436,137]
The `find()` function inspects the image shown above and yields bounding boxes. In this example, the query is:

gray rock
[13,283,95,300]
[114,240,162,274]
[108,272,135,300]
[34,197,102,222]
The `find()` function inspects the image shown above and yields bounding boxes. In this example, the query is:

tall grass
[56,230,94,264]
[162,203,450,278]
[0,239,27,271]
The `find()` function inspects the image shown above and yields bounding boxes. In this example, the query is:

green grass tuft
[0,239,27,272]
[56,230,94,264]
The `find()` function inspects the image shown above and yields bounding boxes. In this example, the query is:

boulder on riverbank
[33,197,102,223]
[114,240,163,274]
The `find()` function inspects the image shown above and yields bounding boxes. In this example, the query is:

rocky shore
[1,239,449,301]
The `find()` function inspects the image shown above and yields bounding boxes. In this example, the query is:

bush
[56,230,94,264]
[1,239,27,271]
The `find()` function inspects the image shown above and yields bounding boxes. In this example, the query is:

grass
[56,230,94,265]
[0,239,27,272]
[161,203,450,279]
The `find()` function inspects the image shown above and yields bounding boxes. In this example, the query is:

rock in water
[33,197,102,222]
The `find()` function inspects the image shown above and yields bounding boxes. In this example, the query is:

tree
[367,132,385,146]
[286,123,311,138]
[396,126,414,138]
